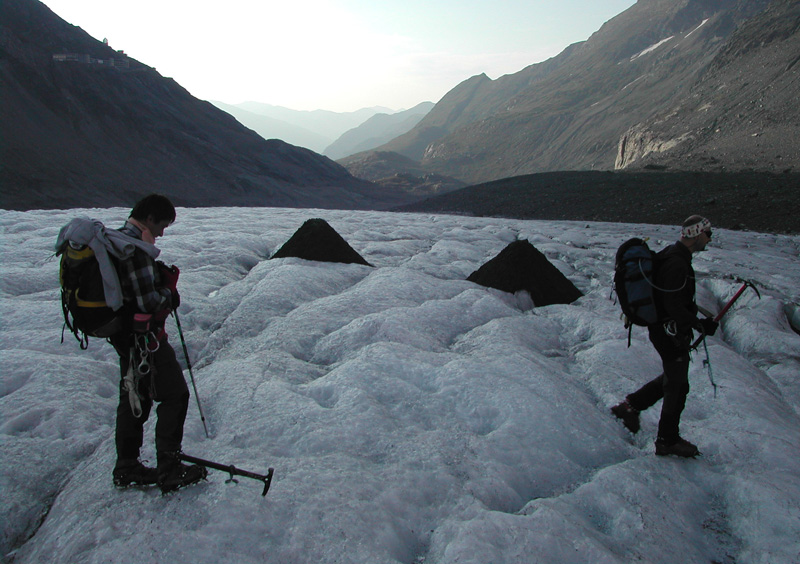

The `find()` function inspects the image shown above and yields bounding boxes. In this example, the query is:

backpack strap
[60,288,89,349]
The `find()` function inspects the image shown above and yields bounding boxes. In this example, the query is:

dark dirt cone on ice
[467,239,582,306]
[271,218,372,266]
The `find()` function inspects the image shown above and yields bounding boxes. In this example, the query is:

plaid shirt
[118,222,171,313]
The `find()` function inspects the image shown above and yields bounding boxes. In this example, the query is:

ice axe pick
[693,279,760,348]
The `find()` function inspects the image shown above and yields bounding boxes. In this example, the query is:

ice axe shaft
[178,452,274,497]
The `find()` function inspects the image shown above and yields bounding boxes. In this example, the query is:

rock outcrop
[467,240,582,307]
[271,219,372,266]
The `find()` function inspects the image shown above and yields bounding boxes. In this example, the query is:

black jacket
[654,242,697,336]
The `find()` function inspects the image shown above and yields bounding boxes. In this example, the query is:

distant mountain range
[236,102,392,142]
[211,102,399,155]
[322,103,435,160]
[210,101,437,161]
[213,101,441,187]
[0,0,410,210]
[345,0,800,185]
[209,102,334,155]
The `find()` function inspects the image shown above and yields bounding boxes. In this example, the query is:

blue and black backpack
[614,238,661,343]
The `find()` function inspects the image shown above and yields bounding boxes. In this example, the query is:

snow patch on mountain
[630,36,675,61]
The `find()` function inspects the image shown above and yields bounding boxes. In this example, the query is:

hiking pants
[111,333,190,462]
[626,324,692,442]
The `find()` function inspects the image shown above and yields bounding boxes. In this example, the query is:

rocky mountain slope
[347,0,798,185]
[337,150,466,197]
[616,0,800,172]
[0,0,405,211]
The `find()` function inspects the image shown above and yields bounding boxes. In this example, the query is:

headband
[681,217,711,239]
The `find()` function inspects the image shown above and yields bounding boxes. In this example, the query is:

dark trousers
[111,333,189,464]
[627,324,692,442]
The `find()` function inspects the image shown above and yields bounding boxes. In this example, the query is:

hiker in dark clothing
[612,215,718,457]
[110,194,206,492]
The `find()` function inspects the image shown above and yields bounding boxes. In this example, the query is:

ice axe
[693,279,760,349]
[178,452,274,497]
[713,279,761,322]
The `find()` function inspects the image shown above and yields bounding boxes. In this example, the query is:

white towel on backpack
[55,218,161,311]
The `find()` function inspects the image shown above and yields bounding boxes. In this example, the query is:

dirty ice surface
[1,207,799,564]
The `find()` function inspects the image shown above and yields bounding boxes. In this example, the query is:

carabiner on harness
[135,332,160,373]
[137,348,150,376]
[124,347,144,418]
[125,332,160,418]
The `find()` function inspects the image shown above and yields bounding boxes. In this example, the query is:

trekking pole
[178,452,274,497]
[692,279,760,349]
[172,310,210,438]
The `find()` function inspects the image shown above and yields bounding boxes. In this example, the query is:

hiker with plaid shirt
[109,194,206,493]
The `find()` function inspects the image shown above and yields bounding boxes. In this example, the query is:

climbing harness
[124,315,162,419]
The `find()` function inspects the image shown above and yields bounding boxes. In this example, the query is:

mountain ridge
[323,102,434,160]
[233,102,392,147]
[345,0,797,186]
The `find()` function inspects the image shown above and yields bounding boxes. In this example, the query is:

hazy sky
[42,0,636,112]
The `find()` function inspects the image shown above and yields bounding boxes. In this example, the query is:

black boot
[157,452,207,493]
[655,436,699,457]
[113,458,158,487]
[611,400,640,434]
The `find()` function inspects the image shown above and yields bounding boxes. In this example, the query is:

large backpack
[58,240,125,348]
[613,238,660,335]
